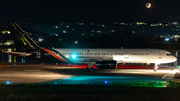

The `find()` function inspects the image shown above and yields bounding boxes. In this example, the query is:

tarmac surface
[0,65,180,85]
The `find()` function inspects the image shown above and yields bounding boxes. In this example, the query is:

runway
[0,65,179,85]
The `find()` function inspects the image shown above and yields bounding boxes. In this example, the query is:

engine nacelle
[96,60,117,69]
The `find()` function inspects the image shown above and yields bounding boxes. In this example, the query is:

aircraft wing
[5,51,31,57]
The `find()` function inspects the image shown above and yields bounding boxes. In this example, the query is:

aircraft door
[123,52,131,62]
[124,52,129,59]
[158,52,162,59]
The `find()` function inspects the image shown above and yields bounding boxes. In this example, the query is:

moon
[145,3,151,8]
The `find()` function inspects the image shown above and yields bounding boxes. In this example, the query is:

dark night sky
[0,0,180,23]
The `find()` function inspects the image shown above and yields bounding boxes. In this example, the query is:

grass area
[0,81,180,101]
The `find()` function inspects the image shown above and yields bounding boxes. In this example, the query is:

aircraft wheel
[85,67,93,72]
[89,67,93,72]
[85,67,89,72]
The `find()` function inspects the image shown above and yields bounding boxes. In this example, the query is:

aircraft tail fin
[7,23,40,51]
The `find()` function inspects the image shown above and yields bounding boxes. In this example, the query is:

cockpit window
[167,54,171,56]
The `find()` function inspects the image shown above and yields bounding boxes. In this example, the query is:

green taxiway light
[175,66,180,68]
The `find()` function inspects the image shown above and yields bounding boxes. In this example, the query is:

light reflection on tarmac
[0,65,179,84]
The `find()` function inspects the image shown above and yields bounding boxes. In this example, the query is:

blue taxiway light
[104,81,108,84]
[6,81,11,84]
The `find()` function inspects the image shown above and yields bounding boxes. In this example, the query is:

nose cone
[172,56,177,62]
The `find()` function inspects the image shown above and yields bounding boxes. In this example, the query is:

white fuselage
[53,48,177,64]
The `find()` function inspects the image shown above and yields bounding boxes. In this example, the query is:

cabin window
[93,53,99,55]
[102,53,109,55]
[131,53,149,55]
[115,53,124,55]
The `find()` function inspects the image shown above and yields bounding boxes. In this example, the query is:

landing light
[72,55,76,59]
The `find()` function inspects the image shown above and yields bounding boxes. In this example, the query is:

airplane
[5,23,177,72]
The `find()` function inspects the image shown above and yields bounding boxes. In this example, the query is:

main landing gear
[85,62,95,72]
